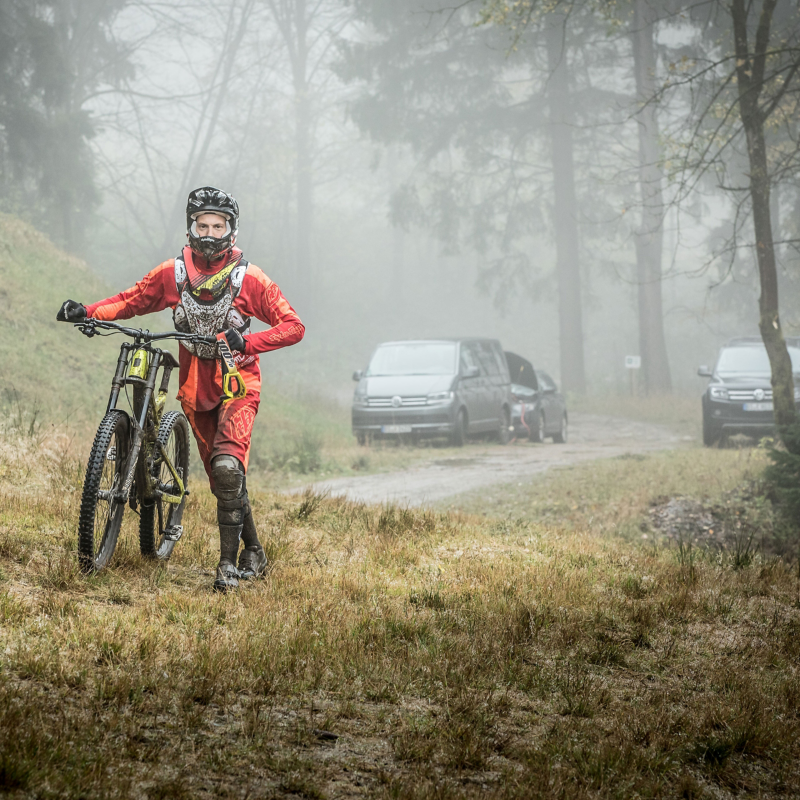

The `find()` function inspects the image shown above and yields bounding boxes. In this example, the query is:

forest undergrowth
[1,419,799,799]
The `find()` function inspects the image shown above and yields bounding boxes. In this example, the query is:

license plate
[382,424,412,434]
[743,402,773,411]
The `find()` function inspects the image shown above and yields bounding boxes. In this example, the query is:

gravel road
[302,413,686,507]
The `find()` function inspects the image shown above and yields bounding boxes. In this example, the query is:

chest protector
[173,250,250,360]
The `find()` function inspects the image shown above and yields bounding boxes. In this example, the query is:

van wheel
[552,413,568,444]
[356,433,367,446]
[497,408,511,445]
[450,409,467,447]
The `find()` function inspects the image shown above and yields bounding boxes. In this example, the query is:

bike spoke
[94,443,122,557]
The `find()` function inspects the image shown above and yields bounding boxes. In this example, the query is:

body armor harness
[172,249,255,364]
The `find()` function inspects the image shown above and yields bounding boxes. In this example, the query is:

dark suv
[699,336,800,445]
[352,338,513,446]
[505,352,568,443]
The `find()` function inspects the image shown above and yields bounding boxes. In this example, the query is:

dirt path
[302,413,687,507]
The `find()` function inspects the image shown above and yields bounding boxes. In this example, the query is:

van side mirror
[352,370,363,381]
[697,365,712,378]
[463,365,480,379]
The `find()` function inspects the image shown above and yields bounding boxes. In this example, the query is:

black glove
[223,328,246,353]
[57,299,86,322]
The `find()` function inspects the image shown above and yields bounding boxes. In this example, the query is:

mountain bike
[72,318,244,573]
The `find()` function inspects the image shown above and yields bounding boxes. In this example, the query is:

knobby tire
[139,411,190,560]
[78,410,130,573]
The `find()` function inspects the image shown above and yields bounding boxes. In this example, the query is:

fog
[3,0,800,402]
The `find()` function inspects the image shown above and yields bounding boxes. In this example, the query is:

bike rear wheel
[78,410,131,572]
[139,411,190,560]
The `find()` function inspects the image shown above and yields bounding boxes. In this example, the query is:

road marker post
[625,355,642,397]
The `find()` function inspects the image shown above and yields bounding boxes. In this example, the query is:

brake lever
[75,320,96,338]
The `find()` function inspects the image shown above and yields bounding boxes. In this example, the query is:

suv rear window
[367,343,457,376]
[536,371,557,391]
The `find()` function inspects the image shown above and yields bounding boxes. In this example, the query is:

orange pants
[182,393,260,487]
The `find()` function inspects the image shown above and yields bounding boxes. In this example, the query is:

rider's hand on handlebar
[223,328,246,353]
[57,299,87,322]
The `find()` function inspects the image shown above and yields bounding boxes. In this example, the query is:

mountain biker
[57,186,304,592]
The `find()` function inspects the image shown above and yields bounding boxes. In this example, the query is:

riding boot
[213,522,241,592]
[238,501,267,580]
[211,455,246,593]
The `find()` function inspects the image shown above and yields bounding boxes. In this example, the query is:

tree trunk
[289,0,314,315]
[388,145,405,305]
[545,16,586,394]
[631,0,672,394]
[731,0,796,433]
[295,78,314,312]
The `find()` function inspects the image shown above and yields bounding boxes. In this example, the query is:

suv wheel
[552,412,568,444]
[497,408,512,445]
[702,413,721,447]
[529,412,545,443]
[450,409,467,447]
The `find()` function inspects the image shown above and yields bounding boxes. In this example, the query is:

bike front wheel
[78,410,131,572]
[139,411,190,561]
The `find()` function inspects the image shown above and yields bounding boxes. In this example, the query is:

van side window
[460,344,480,375]
[491,344,511,380]
[476,342,500,376]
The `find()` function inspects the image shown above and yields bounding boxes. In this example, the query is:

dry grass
[1,427,799,799]
[444,446,770,538]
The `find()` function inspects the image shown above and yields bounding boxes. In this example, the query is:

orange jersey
[85,248,304,411]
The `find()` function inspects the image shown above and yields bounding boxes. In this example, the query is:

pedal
[163,525,184,542]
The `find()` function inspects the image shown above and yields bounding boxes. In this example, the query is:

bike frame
[76,318,216,511]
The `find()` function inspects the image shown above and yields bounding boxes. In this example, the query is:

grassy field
[442,447,770,537]
[5,214,798,797]
[2,416,799,799]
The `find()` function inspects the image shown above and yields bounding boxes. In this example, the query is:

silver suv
[352,338,513,446]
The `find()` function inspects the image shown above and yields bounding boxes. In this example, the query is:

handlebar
[74,318,217,347]
[75,317,247,403]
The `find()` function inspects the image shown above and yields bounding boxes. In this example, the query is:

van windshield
[367,343,457,377]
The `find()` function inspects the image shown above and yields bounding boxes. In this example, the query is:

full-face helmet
[186,186,239,259]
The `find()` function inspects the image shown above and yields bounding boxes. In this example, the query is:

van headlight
[354,394,369,407]
[427,391,454,405]
[709,386,729,401]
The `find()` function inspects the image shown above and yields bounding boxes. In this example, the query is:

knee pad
[212,455,245,500]
[212,455,246,526]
